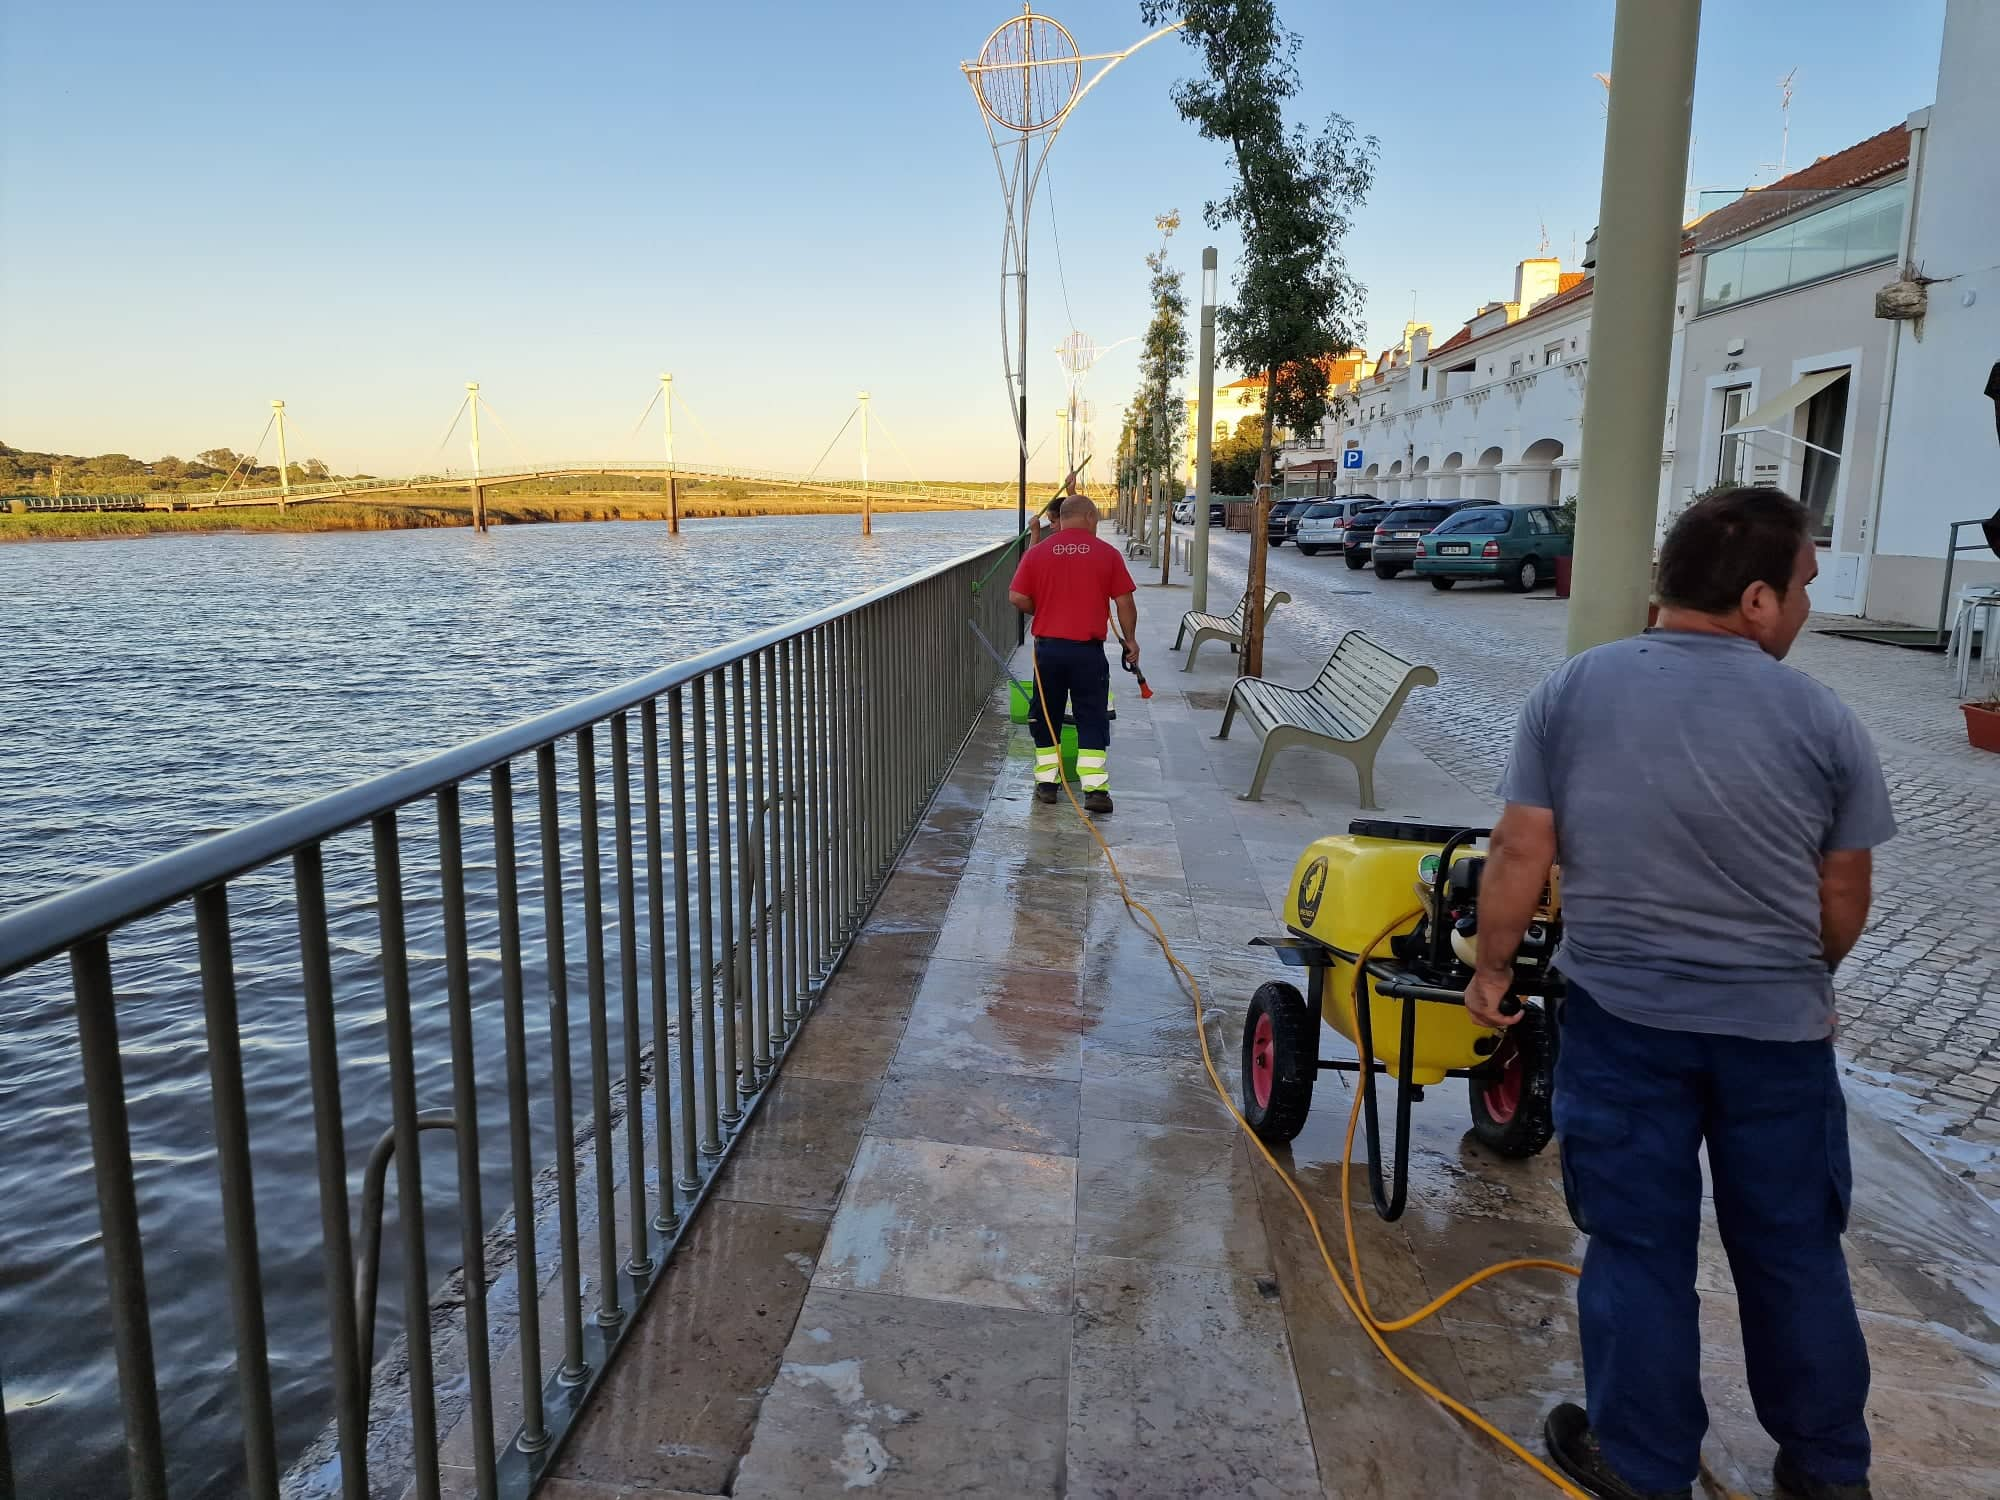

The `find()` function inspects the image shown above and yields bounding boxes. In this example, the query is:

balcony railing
[0,540,1018,1500]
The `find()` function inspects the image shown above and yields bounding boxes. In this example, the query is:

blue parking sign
[1341,448,1364,470]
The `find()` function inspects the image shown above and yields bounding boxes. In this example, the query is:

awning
[1725,367,1849,436]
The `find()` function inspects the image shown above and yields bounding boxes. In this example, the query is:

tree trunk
[1243,370,1278,679]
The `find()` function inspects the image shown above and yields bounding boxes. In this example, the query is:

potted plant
[1965,696,2000,754]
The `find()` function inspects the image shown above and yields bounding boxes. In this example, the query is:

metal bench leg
[1242,734,1285,801]
[1215,694,1239,740]
[1352,751,1380,812]
[1183,632,1207,671]
[1172,618,1188,650]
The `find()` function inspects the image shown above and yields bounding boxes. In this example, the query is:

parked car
[1285,495,1329,543]
[1413,503,1575,592]
[1265,498,1308,546]
[1173,497,1195,524]
[1294,498,1386,558]
[1370,501,1480,578]
[1335,496,1389,569]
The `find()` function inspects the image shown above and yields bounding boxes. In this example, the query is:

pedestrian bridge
[19,460,1005,514]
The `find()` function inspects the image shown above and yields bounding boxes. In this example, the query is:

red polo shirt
[1010,532,1137,641]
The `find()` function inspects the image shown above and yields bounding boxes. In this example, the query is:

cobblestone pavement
[1200,532,2000,1200]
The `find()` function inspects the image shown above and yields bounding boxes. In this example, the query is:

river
[0,512,1009,1498]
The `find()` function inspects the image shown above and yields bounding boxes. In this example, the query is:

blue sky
[0,0,1947,481]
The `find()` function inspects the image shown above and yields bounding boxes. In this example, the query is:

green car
[1412,504,1574,592]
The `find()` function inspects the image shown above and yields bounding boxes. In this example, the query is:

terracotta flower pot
[1555,555,1572,598]
[1964,701,2000,754]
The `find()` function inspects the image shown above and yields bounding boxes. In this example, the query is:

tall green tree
[1141,0,1377,675]
[1129,217,1190,577]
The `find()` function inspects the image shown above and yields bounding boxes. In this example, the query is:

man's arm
[1819,848,1872,971]
[1009,589,1034,615]
[1114,593,1138,658]
[1461,803,1557,1028]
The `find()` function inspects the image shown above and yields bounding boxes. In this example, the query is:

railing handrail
[0,537,1014,980]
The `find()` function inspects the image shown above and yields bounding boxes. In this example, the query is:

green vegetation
[1,441,354,497]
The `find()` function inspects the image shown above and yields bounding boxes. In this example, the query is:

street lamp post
[1192,247,1218,614]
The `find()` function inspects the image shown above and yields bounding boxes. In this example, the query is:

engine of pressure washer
[1400,847,1564,996]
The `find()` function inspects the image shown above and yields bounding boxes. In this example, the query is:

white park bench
[1215,629,1438,807]
[1173,587,1293,671]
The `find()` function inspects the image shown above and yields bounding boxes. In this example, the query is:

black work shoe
[1083,790,1113,816]
[1544,1404,1692,1500]
[1774,1452,1872,1500]
[1034,782,1059,805]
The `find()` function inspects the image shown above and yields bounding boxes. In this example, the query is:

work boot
[1034,782,1059,805]
[1544,1404,1692,1500]
[1774,1452,1872,1500]
[1083,790,1113,816]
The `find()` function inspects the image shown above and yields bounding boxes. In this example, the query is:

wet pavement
[538,563,2000,1499]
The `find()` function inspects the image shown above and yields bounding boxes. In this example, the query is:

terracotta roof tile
[1685,123,1909,249]
[1558,271,1588,294]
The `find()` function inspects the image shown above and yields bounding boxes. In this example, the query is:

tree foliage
[0,443,344,495]
[1129,234,1190,491]
[1140,0,1378,672]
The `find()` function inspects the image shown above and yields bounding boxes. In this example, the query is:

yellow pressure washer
[1245,819,1565,1219]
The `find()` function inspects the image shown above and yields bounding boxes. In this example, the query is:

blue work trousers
[1556,983,1870,1492]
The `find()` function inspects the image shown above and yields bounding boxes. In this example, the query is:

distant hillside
[1,442,362,495]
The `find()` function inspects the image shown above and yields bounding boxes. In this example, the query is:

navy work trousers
[1556,983,1870,1492]
[1027,638,1111,753]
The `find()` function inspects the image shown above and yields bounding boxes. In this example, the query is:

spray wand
[969,457,1092,594]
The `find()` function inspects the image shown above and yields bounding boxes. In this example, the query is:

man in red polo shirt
[1008,495,1139,815]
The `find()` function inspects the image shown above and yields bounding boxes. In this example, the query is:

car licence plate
[1438,543,1470,555]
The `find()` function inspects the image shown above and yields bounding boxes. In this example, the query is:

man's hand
[1463,969,1522,1029]
[1122,639,1140,670]
[1461,803,1557,1031]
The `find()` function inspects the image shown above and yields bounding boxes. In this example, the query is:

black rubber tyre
[1298,544,1320,557]
[1268,537,1285,548]
[1242,981,1317,1144]
[1344,549,1368,571]
[1468,1002,1556,1158]
[1506,555,1542,593]
[1373,561,1402,580]
[1430,576,1456,591]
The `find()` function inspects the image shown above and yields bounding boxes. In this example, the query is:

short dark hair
[1656,486,1811,614]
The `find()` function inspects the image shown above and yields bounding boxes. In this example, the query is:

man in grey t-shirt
[1468,488,1894,1500]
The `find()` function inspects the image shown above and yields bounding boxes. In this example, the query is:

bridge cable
[214,413,277,490]
[670,387,726,459]
[471,395,531,463]
[437,396,472,451]
[628,386,664,439]
[860,406,927,487]
[801,406,859,485]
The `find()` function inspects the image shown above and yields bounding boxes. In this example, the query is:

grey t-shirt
[1497,630,1896,1041]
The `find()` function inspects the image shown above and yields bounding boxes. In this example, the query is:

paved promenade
[525,546,2000,1500]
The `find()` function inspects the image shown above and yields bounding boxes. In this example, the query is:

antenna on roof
[1756,69,1799,182]
[1536,212,1551,256]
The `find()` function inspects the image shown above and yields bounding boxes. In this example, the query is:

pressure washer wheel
[1466,1002,1556,1158]
[1242,981,1316,1143]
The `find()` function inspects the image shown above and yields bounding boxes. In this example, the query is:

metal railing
[0,540,1017,1500]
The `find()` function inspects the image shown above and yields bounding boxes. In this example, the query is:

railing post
[611,715,654,1276]
[370,811,442,1498]
[534,748,588,1386]
[575,727,624,1330]
[71,936,168,1500]
[194,882,279,1496]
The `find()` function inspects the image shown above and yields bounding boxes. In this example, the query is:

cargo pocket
[1553,1091,1628,1238]
[1826,1071,1854,1234]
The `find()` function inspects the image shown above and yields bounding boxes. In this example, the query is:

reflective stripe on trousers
[1075,748,1109,791]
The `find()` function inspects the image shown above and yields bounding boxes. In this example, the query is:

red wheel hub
[1482,1041,1523,1124]
[1251,1013,1275,1110]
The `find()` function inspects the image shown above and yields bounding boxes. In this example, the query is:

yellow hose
[1026,644,1622,1499]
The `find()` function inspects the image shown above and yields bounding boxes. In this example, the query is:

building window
[1545,342,1564,366]
[1698,178,1907,314]
[1509,357,1523,377]
[1421,368,1430,390]
[1717,385,1752,484]
[1798,371,1850,545]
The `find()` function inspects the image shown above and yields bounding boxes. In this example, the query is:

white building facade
[1869,0,2000,626]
